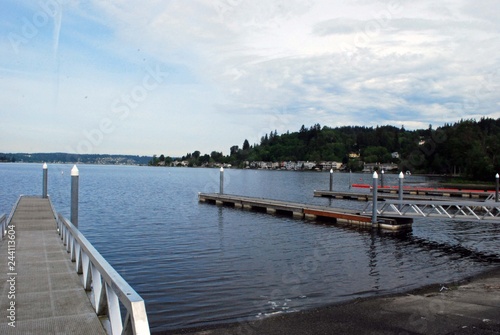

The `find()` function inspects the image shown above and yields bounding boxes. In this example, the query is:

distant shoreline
[2,161,496,187]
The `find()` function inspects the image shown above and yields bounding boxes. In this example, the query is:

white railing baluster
[82,252,92,291]
[75,243,82,273]
[105,283,123,335]
[91,264,107,315]
[70,236,76,260]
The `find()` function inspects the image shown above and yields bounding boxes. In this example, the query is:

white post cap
[399,171,404,179]
[220,166,224,172]
[330,169,333,173]
[71,165,79,176]
[43,162,48,169]
[373,171,378,179]
[496,173,499,179]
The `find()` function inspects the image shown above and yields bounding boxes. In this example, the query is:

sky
[1,0,499,156]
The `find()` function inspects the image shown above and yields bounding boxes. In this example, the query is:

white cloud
[1,0,499,155]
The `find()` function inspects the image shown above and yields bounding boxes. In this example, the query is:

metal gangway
[362,198,500,221]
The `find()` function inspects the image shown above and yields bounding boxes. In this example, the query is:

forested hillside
[152,118,500,181]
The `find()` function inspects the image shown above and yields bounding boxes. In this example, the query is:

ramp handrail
[56,213,150,335]
[0,214,6,239]
[363,199,500,221]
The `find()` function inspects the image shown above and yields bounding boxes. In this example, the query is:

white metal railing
[0,214,6,238]
[2,195,22,239]
[56,213,151,335]
[485,193,497,202]
[363,199,500,221]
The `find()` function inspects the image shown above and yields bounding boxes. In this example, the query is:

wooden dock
[198,193,412,230]
[350,185,493,200]
[313,190,490,202]
[0,196,106,334]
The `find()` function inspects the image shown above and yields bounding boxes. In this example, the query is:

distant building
[348,152,360,158]
[363,162,399,173]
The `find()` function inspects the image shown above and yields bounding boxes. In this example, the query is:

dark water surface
[0,163,498,332]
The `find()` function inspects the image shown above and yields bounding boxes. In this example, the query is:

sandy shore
[156,266,500,335]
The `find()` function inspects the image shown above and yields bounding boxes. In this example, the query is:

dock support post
[329,169,333,191]
[496,173,499,202]
[349,170,352,189]
[372,171,378,225]
[398,171,404,210]
[42,163,48,198]
[220,167,224,194]
[71,165,79,228]
[381,169,384,188]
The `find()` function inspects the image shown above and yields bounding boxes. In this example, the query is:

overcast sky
[1,0,499,156]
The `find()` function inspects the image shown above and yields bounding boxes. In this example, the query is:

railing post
[496,173,499,202]
[71,165,79,228]
[329,169,333,191]
[42,163,48,198]
[372,171,378,225]
[398,171,404,210]
[219,167,224,194]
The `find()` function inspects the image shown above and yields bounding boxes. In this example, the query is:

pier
[315,190,450,202]
[313,189,491,202]
[0,192,149,333]
[349,185,494,200]
[198,193,413,230]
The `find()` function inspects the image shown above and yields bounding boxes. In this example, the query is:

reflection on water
[0,163,498,332]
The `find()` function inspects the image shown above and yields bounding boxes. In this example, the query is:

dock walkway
[0,196,106,334]
[315,189,492,201]
[198,193,412,230]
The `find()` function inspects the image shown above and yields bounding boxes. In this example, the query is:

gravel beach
[158,266,500,335]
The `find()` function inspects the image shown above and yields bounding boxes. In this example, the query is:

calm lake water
[0,163,499,332]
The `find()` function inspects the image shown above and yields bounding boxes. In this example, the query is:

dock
[349,185,494,200]
[0,196,106,334]
[0,196,150,334]
[313,190,490,202]
[198,193,412,230]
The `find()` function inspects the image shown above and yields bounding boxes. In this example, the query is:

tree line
[150,117,500,181]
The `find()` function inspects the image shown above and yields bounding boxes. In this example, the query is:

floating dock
[198,193,412,231]
[313,190,490,202]
[350,185,493,200]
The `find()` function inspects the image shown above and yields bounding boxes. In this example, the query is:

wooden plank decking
[0,196,106,334]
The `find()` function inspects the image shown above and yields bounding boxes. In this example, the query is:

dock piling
[71,165,79,228]
[398,171,404,210]
[42,163,48,198]
[220,167,224,194]
[496,173,499,202]
[349,170,352,189]
[329,169,333,191]
[372,171,378,224]
[381,169,385,188]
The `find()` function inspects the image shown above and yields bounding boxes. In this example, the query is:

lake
[0,163,498,332]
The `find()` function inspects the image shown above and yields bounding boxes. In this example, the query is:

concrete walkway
[0,197,106,334]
